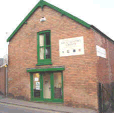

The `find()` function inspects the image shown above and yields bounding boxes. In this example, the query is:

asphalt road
[0,103,61,113]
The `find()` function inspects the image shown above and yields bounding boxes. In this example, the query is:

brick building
[0,57,8,95]
[0,66,6,95]
[7,0,114,112]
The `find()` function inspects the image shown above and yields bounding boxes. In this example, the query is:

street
[0,103,61,113]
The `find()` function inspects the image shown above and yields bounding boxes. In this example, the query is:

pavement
[0,94,97,113]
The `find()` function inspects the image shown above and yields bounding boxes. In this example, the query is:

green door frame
[30,72,64,103]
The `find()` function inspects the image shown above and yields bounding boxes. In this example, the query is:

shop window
[43,73,51,99]
[36,30,52,65]
[54,72,62,99]
[33,73,41,98]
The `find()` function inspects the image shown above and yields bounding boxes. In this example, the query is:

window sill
[36,60,52,66]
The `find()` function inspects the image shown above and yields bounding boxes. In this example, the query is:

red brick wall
[8,6,99,110]
[94,31,114,111]
[94,31,114,84]
[108,41,114,82]
[0,66,6,95]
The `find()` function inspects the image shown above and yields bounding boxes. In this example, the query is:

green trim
[27,67,65,73]
[61,72,64,101]
[31,98,63,103]
[24,22,27,24]
[40,73,43,99]
[38,30,50,34]
[36,61,52,66]
[30,73,33,100]
[37,30,52,65]
[7,0,91,42]
[45,1,90,28]
[51,73,54,100]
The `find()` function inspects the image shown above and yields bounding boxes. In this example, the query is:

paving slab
[0,96,97,113]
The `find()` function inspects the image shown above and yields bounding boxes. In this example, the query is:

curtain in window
[39,35,44,59]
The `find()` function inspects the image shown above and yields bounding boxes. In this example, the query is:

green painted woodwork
[40,74,43,99]
[50,73,54,100]
[7,0,91,42]
[6,0,113,44]
[38,30,50,34]
[24,22,27,24]
[61,72,64,100]
[30,72,63,103]
[36,61,52,66]
[31,98,63,103]
[37,30,52,65]
[27,67,65,73]
[30,73,33,100]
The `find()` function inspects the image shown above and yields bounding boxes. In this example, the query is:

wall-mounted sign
[96,45,106,58]
[59,36,84,57]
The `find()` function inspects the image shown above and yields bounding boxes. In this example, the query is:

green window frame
[30,72,64,103]
[36,30,52,65]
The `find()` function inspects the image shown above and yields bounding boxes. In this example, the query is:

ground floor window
[30,72,63,102]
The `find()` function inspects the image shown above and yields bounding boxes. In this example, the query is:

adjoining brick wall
[94,30,114,112]
[8,6,100,110]
[94,31,114,84]
[0,66,6,95]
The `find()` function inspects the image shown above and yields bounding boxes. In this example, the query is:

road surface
[0,103,62,113]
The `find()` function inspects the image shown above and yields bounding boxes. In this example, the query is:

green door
[30,72,63,102]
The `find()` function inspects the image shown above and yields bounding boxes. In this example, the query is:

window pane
[46,32,50,45]
[54,72,62,99]
[39,35,44,46]
[40,48,44,59]
[43,73,51,99]
[45,47,51,59]
[33,73,40,98]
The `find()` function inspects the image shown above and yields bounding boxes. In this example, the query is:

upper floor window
[36,30,52,65]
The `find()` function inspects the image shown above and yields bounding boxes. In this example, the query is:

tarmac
[0,94,98,113]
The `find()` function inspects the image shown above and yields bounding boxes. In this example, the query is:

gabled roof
[7,0,113,43]
[7,0,91,42]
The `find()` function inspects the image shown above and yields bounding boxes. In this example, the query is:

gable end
[7,0,91,42]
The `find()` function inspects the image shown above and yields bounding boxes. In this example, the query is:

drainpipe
[5,64,8,97]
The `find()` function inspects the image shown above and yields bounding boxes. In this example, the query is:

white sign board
[36,82,40,90]
[59,36,84,57]
[36,86,40,90]
[96,45,106,58]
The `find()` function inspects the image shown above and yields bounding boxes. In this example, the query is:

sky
[0,0,114,58]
